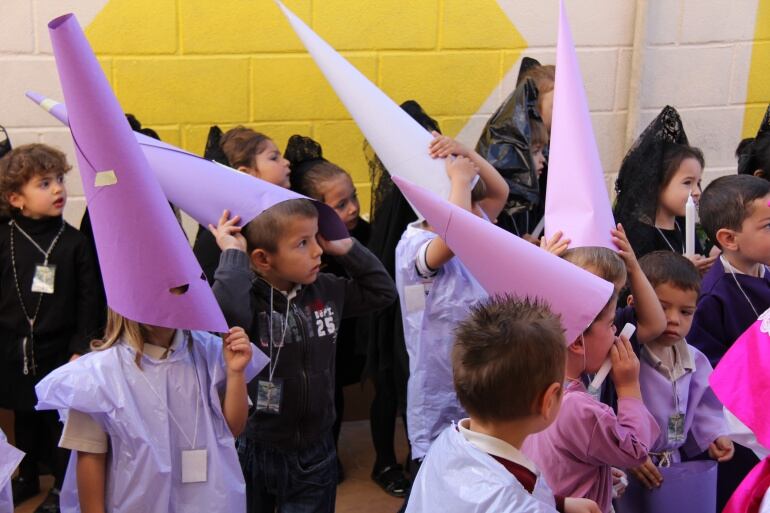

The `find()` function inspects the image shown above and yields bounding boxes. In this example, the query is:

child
[614,106,716,271]
[523,290,660,513]
[0,144,102,512]
[210,198,397,512]
[36,310,262,513]
[407,296,599,513]
[284,134,370,481]
[618,251,733,513]
[690,174,770,509]
[396,132,508,467]
[193,126,292,283]
[476,77,548,240]
[737,104,769,179]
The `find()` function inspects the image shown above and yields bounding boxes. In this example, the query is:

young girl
[523,292,660,513]
[0,144,102,512]
[737,104,770,179]
[283,134,370,482]
[396,131,508,471]
[614,106,716,272]
[34,308,265,513]
[194,126,292,282]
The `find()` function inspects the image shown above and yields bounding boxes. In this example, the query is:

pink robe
[523,380,659,513]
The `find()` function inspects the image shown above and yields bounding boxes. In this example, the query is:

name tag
[181,449,207,483]
[31,264,56,294]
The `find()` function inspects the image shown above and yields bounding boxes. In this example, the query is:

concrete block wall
[0,0,768,235]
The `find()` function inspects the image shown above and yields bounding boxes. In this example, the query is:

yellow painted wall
[85,0,527,214]
[743,0,770,138]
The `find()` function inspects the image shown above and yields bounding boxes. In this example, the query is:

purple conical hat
[544,0,616,249]
[391,175,614,343]
[274,1,453,211]
[25,91,348,240]
[48,13,227,332]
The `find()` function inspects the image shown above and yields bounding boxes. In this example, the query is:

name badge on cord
[256,378,283,415]
[181,449,208,483]
[667,413,685,443]
[31,264,56,294]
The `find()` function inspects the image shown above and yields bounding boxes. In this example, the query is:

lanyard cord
[9,220,66,375]
[721,256,761,319]
[267,287,292,383]
[655,221,684,254]
[134,334,202,450]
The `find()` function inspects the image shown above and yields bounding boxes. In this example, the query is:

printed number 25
[316,318,336,337]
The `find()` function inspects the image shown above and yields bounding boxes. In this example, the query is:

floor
[9,391,410,513]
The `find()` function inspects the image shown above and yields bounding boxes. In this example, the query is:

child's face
[530,144,546,177]
[582,306,617,373]
[730,194,770,265]
[657,157,703,218]
[253,140,291,189]
[8,171,67,219]
[321,174,360,231]
[266,215,323,286]
[652,283,697,346]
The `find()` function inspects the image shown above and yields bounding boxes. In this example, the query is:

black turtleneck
[0,212,104,409]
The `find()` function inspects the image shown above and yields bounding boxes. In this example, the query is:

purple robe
[395,223,487,459]
[690,258,770,366]
[523,380,659,513]
[35,330,268,513]
[617,343,727,513]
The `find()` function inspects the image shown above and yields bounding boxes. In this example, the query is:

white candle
[685,195,696,257]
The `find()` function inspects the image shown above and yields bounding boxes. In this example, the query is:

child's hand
[629,456,663,490]
[609,334,641,399]
[611,467,628,498]
[522,233,540,246]
[209,209,247,252]
[687,254,718,276]
[540,230,571,256]
[317,235,353,256]
[611,223,640,271]
[709,436,735,462]
[563,497,601,513]
[445,155,478,186]
[223,327,253,375]
[429,131,470,159]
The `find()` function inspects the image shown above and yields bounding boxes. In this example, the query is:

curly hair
[0,143,71,214]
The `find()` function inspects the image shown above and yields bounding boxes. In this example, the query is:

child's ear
[626,294,635,307]
[715,228,738,252]
[238,165,259,178]
[754,169,766,179]
[249,248,272,272]
[568,338,585,356]
[539,382,563,421]
[7,191,23,210]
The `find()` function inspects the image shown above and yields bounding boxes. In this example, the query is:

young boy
[618,251,733,513]
[689,174,770,509]
[0,144,103,512]
[523,293,659,513]
[210,199,396,512]
[406,295,599,513]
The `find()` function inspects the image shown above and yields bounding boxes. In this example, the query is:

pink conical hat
[25,91,347,240]
[544,0,616,249]
[710,312,770,449]
[48,13,227,332]
[391,175,614,343]
[274,1,452,210]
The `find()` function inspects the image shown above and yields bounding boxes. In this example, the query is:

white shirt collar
[642,338,695,381]
[721,255,766,278]
[457,418,538,475]
[143,329,184,360]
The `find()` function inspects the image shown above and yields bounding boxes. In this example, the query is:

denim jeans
[239,431,337,513]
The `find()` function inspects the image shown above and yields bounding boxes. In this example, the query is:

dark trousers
[717,443,759,511]
[239,431,337,513]
[15,409,68,489]
[369,370,408,473]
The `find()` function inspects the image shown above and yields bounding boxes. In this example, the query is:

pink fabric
[48,14,227,332]
[523,380,660,513]
[710,318,770,449]
[544,0,616,250]
[390,176,614,343]
[722,458,770,513]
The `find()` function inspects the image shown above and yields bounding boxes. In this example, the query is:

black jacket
[212,240,396,449]
[0,214,103,409]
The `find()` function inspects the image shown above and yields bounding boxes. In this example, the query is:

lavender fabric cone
[25,92,347,240]
[544,0,616,249]
[391,175,613,343]
[48,14,227,332]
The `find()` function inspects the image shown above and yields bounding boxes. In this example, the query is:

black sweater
[0,214,103,409]
[212,240,396,450]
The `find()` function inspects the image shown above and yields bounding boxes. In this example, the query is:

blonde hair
[91,308,147,367]
[562,246,626,291]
